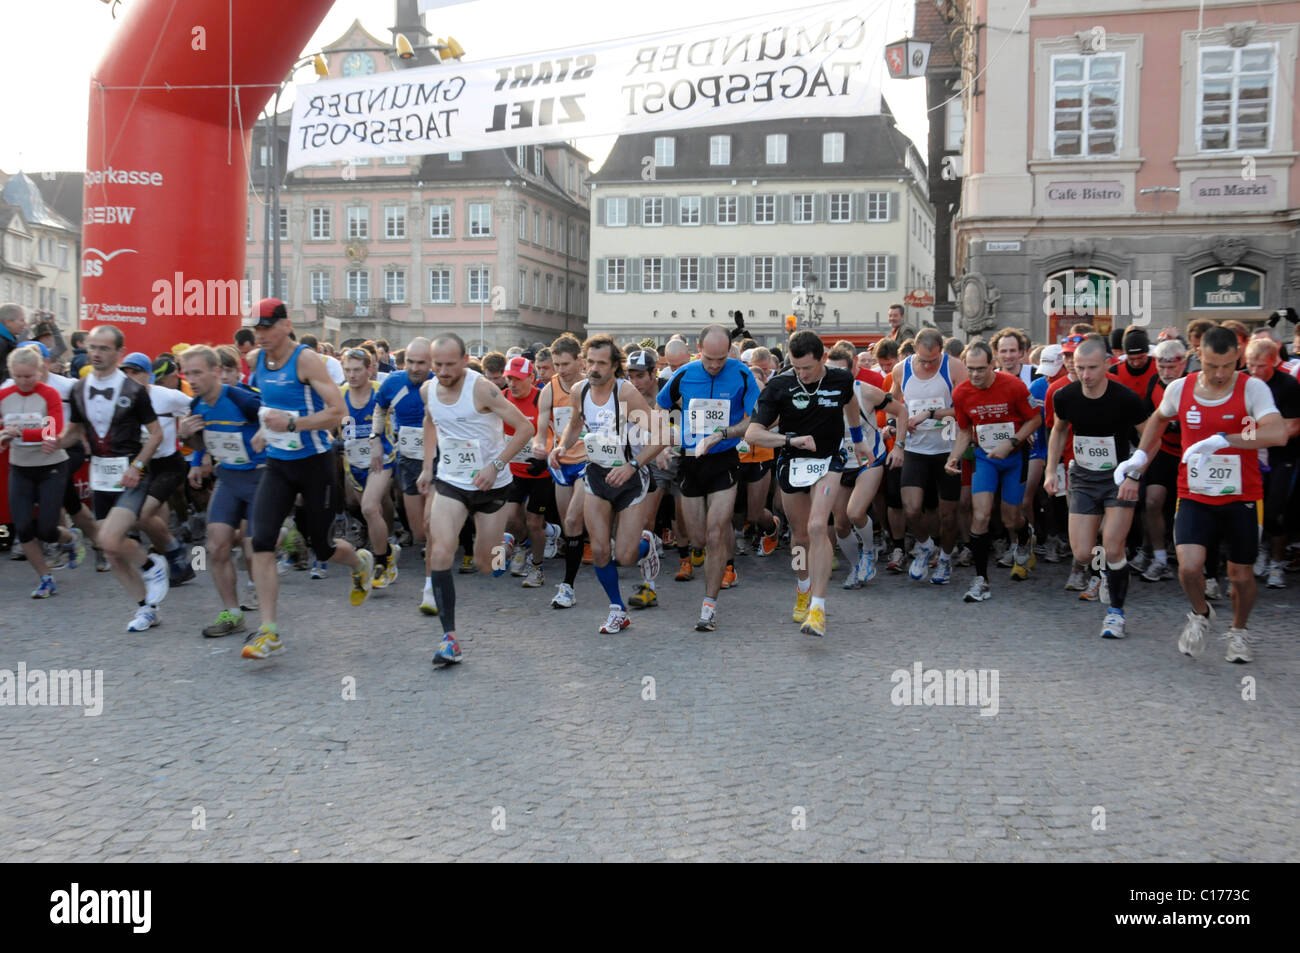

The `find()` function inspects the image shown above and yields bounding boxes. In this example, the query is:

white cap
[741,348,756,364]
[1037,344,1064,377]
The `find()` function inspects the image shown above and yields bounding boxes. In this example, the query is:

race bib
[1072,434,1117,471]
[687,398,729,437]
[344,437,372,469]
[511,441,536,465]
[208,431,250,467]
[258,407,302,452]
[438,438,481,481]
[735,439,751,455]
[1187,454,1242,496]
[976,422,1015,455]
[788,456,832,487]
[90,455,129,492]
[840,436,860,469]
[583,432,626,468]
[4,411,45,445]
[397,425,424,460]
[552,406,573,438]
[1054,463,1068,498]
[907,396,947,430]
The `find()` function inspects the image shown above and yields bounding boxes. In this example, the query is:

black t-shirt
[69,374,158,458]
[751,366,855,458]
[1263,370,1300,463]
[1052,379,1147,465]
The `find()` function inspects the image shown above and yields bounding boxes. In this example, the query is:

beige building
[0,172,79,332]
[588,115,935,348]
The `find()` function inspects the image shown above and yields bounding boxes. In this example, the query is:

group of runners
[4,297,1298,667]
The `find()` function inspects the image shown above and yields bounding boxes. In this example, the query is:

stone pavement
[1,541,1297,862]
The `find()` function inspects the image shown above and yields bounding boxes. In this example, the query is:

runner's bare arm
[621,382,666,467]
[295,349,346,432]
[476,376,535,464]
[744,416,786,448]
[533,384,553,454]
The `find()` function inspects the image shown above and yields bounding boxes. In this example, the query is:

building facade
[588,115,935,348]
[950,0,1299,343]
[247,20,591,353]
[0,172,80,332]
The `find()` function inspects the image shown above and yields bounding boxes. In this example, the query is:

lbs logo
[82,247,138,277]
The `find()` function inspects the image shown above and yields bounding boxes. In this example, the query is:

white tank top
[581,379,642,464]
[901,354,955,456]
[428,368,510,490]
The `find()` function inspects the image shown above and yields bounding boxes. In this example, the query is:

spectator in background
[0,302,26,371]
[1184,318,1216,375]
[481,351,508,390]
[885,303,917,344]
[68,330,90,377]
[234,327,255,383]
[534,347,553,387]
[1220,320,1251,368]
[374,338,394,373]
[664,339,691,375]
[300,333,345,385]
[31,320,67,361]
[392,348,406,371]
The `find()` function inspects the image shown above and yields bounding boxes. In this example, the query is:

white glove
[1182,434,1229,464]
[1113,448,1148,486]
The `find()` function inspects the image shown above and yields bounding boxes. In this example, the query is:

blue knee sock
[594,561,624,609]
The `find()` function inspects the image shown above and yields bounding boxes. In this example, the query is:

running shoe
[94,547,110,572]
[126,606,160,632]
[800,605,826,637]
[544,523,560,559]
[31,575,56,599]
[792,588,811,623]
[310,560,328,579]
[203,609,246,638]
[1224,627,1252,663]
[963,576,990,603]
[628,583,658,609]
[639,530,661,582]
[459,554,477,574]
[371,550,390,589]
[62,529,86,569]
[759,522,780,556]
[955,544,973,567]
[383,542,401,587]
[930,552,952,585]
[841,561,861,590]
[551,582,576,609]
[858,545,877,584]
[241,581,259,612]
[1064,569,1087,591]
[1142,560,1172,582]
[493,533,514,577]
[276,552,292,575]
[522,562,545,588]
[170,549,197,585]
[1010,540,1036,581]
[349,549,374,606]
[675,557,694,581]
[721,564,738,589]
[241,624,282,659]
[885,547,905,573]
[908,540,934,581]
[419,588,439,616]
[600,605,631,634]
[1204,577,1221,601]
[141,555,170,606]
[1100,576,1110,605]
[695,603,716,631]
[1266,564,1286,589]
[997,542,1016,569]
[690,547,706,568]
[1079,576,1102,601]
[1252,550,1269,578]
[582,543,594,566]
[1101,609,1126,639]
[1130,550,1151,574]
[1178,609,1212,659]
[432,636,462,667]
[509,549,529,577]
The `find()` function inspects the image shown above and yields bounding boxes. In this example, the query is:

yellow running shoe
[241,624,283,659]
[350,549,374,606]
[381,542,402,587]
[793,589,811,622]
[800,605,826,637]
[690,547,706,568]
[627,583,658,610]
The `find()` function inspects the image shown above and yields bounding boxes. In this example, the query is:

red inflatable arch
[81,0,335,357]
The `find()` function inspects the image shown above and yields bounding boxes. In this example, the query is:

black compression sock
[563,534,584,586]
[430,569,456,633]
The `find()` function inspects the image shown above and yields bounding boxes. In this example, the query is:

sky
[0,0,927,174]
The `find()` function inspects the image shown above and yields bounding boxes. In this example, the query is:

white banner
[287,0,885,171]
[418,0,476,11]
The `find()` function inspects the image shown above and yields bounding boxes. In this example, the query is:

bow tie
[89,387,114,400]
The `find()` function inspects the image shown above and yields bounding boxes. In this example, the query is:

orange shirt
[544,375,587,465]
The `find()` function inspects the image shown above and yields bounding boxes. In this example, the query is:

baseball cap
[1123,327,1151,354]
[21,340,51,359]
[122,352,154,381]
[1037,344,1064,376]
[504,356,533,380]
[627,349,657,372]
[253,297,288,327]
[153,354,179,377]
[1060,335,1086,354]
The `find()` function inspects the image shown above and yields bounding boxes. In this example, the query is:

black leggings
[62,442,87,516]
[250,451,340,562]
[10,460,68,544]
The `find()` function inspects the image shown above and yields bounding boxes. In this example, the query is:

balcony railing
[314,298,392,322]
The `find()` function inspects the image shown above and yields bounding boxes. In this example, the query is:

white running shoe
[1101,609,1126,639]
[1252,550,1269,578]
[418,588,439,616]
[909,540,934,581]
[1142,559,1171,582]
[963,576,991,603]
[1065,569,1086,591]
[1129,550,1150,574]
[858,545,877,584]
[1178,608,1213,658]
[1266,563,1286,589]
[841,562,861,590]
[522,562,545,588]
[1224,627,1252,663]
[551,582,576,609]
[599,605,630,634]
[509,549,529,577]
[544,523,560,559]
[1080,576,1102,601]
[930,552,952,585]
[126,606,159,632]
[997,543,1016,569]
[1204,577,1221,601]
[1099,576,1110,605]
[141,556,170,606]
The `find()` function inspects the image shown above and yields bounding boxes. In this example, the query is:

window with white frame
[709,135,731,165]
[828,256,849,291]
[518,205,527,239]
[945,98,965,151]
[1199,45,1274,151]
[310,271,330,303]
[792,255,815,287]
[429,269,451,303]
[448,151,463,161]
[469,202,492,236]
[516,146,527,167]
[607,258,627,293]
[278,208,289,240]
[606,197,628,227]
[716,256,737,291]
[384,268,406,302]
[546,214,554,248]
[793,194,815,223]
[679,256,699,292]
[829,193,851,223]
[642,197,664,226]
[534,210,541,241]
[310,207,332,240]
[545,275,554,309]
[384,205,406,239]
[654,136,675,167]
[754,194,776,224]
[717,195,738,225]
[518,269,528,306]
[823,132,845,163]
[679,196,701,225]
[533,272,540,304]
[753,256,775,291]
[865,255,888,291]
[346,269,369,302]
[643,257,663,293]
[57,244,69,270]
[866,192,890,221]
[1051,53,1123,157]
[429,203,451,238]
[385,155,406,165]
[468,267,490,303]
[347,206,368,240]
[534,148,544,176]
[766,134,787,164]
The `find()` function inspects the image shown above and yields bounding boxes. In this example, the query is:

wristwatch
[1124,472,1141,482]
[1009,436,1022,449]
[784,434,792,449]
[491,457,506,472]
[287,418,297,433]
[130,459,147,473]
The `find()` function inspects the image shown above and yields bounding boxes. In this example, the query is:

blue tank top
[252,344,331,460]
[190,383,265,471]
[342,382,395,465]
